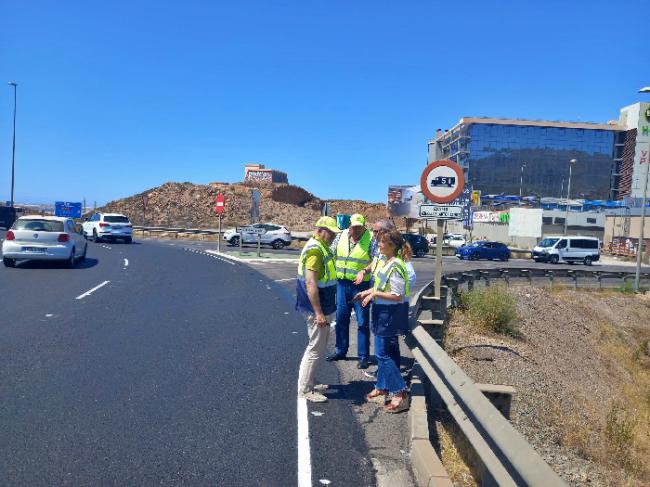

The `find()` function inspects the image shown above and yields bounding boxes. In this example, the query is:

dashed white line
[75,280,110,300]
[274,278,296,282]
[123,258,129,267]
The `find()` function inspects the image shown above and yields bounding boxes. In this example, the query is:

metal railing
[406,268,649,486]
[132,226,311,241]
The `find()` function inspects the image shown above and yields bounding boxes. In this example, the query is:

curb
[204,250,298,263]
[409,365,453,487]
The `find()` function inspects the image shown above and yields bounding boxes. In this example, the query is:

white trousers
[298,313,333,394]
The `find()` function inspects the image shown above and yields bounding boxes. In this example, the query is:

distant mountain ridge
[97,181,389,231]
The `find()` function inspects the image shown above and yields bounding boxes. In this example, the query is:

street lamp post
[8,81,17,208]
[563,158,577,236]
[634,86,650,291]
[519,162,526,206]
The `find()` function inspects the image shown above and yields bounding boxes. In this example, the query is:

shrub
[605,401,636,469]
[463,286,519,336]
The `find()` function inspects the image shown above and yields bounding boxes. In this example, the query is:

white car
[223,223,292,249]
[82,212,133,243]
[445,234,467,248]
[2,215,88,267]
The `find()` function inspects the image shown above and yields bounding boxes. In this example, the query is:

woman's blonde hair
[381,229,412,262]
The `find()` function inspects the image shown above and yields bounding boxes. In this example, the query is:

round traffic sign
[215,194,225,215]
[420,160,465,204]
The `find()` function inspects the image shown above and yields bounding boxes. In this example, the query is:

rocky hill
[97,181,391,231]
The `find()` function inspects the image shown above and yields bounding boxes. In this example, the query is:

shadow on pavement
[12,258,99,270]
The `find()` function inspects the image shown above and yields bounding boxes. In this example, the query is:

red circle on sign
[420,160,465,204]
[215,194,225,215]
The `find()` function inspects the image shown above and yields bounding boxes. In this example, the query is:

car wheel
[125,237,132,244]
[416,248,426,258]
[549,255,559,264]
[501,255,509,261]
[3,257,16,267]
[67,248,76,268]
[584,256,593,266]
[93,229,101,243]
[272,239,285,250]
[78,244,87,262]
[470,252,480,260]
[230,236,240,246]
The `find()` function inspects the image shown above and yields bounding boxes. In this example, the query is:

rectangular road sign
[418,204,463,220]
[55,201,83,218]
[236,226,266,235]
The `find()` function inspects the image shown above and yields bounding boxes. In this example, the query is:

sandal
[366,389,388,404]
[384,392,409,413]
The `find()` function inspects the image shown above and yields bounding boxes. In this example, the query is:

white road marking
[292,331,298,334]
[45,314,53,318]
[319,480,331,485]
[75,280,110,300]
[274,278,296,282]
[265,284,271,290]
[123,258,129,267]
[311,411,324,417]
[297,393,312,487]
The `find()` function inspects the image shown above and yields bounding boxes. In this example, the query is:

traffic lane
[136,235,302,255]
[0,240,304,486]
[0,240,130,337]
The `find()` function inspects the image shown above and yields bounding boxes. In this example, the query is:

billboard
[55,201,82,218]
[509,208,542,238]
[387,185,426,218]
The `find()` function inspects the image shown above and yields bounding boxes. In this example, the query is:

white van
[532,236,600,265]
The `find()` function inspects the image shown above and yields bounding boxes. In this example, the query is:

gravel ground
[445,286,650,487]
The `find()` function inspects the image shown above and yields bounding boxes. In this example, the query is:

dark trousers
[335,279,370,359]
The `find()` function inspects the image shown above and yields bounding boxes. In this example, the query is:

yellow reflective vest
[335,229,372,281]
[373,257,410,298]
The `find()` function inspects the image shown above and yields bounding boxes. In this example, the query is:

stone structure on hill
[243,163,288,184]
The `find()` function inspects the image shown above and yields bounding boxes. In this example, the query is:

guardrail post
[520,269,532,284]
[546,270,554,290]
[462,273,475,291]
[595,271,602,290]
[567,270,577,290]
[501,270,510,287]
[479,270,490,287]
[445,278,459,306]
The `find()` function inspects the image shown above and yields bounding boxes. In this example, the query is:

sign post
[141,194,148,237]
[420,160,465,297]
[236,226,266,256]
[215,194,225,252]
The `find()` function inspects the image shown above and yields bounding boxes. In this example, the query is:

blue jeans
[335,280,370,359]
[375,335,406,394]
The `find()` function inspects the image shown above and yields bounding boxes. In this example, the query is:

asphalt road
[0,232,372,486]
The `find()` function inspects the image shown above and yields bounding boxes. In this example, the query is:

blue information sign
[55,201,83,218]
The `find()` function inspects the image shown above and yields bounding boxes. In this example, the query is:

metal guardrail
[132,226,311,241]
[406,268,649,486]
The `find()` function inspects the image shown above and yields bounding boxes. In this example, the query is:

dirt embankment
[444,288,650,486]
[97,182,391,231]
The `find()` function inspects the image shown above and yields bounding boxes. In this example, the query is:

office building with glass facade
[428,117,624,199]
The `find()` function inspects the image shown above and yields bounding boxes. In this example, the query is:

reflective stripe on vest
[335,229,372,281]
[373,257,410,298]
[370,254,387,284]
[298,238,337,288]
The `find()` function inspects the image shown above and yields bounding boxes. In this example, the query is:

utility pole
[563,159,577,236]
[8,82,17,207]
[519,162,526,206]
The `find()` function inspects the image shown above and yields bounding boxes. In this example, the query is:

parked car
[445,234,466,248]
[224,223,292,249]
[456,241,510,261]
[532,236,600,265]
[402,233,429,258]
[82,213,133,243]
[2,215,88,267]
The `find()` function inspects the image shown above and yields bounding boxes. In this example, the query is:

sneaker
[300,390,328,403]
[313,384,329,391]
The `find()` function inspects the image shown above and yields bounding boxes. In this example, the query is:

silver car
[2,216,88,267]
[223,223,292,249]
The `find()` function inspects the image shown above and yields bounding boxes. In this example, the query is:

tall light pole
[519,162,526,206]
[634,86,650,291]
[563,158,577,236]
[8,82,17,207]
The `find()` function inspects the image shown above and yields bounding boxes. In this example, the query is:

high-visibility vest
[373,257,410,299]
[370,254,387,284]
[335,229,372,281]
[296,237,337,315]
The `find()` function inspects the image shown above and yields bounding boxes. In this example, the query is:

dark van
[0,207,17,229]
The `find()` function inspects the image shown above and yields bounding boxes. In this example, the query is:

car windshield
[469,242,483,247]
[538,238,559,248]
[104,216,130,223]
[13,219,64,232]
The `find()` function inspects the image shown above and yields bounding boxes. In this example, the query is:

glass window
[13,219,64,232]
[104,216,130,223]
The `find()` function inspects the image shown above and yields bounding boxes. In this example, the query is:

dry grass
[435,414,480,487]
[455,286,521,337]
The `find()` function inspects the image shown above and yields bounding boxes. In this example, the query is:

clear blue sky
[1,0,649,205]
